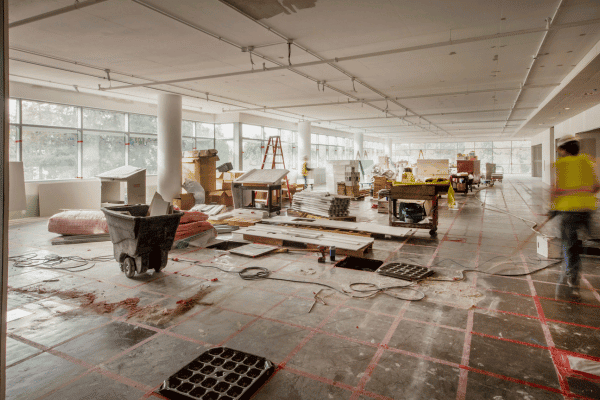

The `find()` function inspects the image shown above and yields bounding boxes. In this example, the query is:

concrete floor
[5,177,600,399]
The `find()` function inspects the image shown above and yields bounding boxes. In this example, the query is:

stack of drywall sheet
[261,216,413,238]
[416,159,449,181]
[189,204,226,216]
[291,191,350,218]
[325,160,361,193]
[233,224,374,256]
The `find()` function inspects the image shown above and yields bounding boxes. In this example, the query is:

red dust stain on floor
[8,285,215,325]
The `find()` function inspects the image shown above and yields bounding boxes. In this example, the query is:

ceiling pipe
[506,1,564,135]
[101,17,600,92]
[127,0,439,136]
[8,48,325,124]
[9,0,111,28]
[310,107,537,123]
[221,84,559,113]
[355,119,526,128]
[217,0,448,136]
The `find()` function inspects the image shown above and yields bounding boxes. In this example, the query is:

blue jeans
[303,175,308,189]
[558,211,591,284]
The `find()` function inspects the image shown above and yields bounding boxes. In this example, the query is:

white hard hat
[557,135,579,148]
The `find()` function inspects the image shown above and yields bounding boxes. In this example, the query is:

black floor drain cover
[156,347,274,400]
[376,262,434,281]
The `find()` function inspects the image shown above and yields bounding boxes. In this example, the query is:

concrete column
[385,138,392,158]
[233,122,242,170]
[298,121,311,170]
[354,132,364,159]
[542,127,555,186]
[157,93,182,202]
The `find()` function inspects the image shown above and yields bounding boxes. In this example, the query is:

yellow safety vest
[302,161,308,177]
[552,154,598,211]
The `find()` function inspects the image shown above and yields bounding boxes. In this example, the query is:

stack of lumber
[175,212,212,241]
[189,204,226,216]
[291,191,350,218]
[233,224,374,257]
[373,176,392,194]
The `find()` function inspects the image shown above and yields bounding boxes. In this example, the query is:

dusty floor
[5,177,600,399]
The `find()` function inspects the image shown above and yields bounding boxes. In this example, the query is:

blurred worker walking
[551,135,600,300]
[301,156,312,189]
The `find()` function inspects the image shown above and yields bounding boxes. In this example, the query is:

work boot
[566,274,582,302]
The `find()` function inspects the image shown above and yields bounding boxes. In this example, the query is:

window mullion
[17,99,22,162]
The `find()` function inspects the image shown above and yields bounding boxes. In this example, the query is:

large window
[307,134,352,167]
[129,134,158,175]
[22,127,78,181]
[241,124,297,170]
[392,141,531,174]
[82,131,126,178]
[9,98,216,181]
[216,123,234,165]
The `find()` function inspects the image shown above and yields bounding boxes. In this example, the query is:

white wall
[10,81,215,123]
[532,103,600,186]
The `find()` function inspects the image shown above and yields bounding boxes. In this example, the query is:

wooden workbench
[388,183,449,236]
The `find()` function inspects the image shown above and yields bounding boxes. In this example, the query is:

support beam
[157,94,182,202]
[385,138,392,158]
[101,18,600,91]
[9,0,110,28]
[298,121,311,175]
[125,0,445,137]
[1,0,8,395]
[503,1,564,133]
[221,84,559,113]
[354,132,364,160]
[311,108,537,123]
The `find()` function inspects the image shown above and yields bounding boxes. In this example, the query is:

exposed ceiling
[7,0,600,141]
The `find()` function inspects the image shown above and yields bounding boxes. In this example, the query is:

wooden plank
[390,184,436,199]
[262,216,413,238]
[234,224,373,252]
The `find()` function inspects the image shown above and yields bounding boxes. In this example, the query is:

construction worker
[301,156,312,189]
[551,135,600,300]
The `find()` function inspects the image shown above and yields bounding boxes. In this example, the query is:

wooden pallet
[286,209,357,222]
[306,242,372,257]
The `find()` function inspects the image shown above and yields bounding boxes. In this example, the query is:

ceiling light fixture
[565,107,570,110]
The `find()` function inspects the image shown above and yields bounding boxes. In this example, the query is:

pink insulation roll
[48,210,109,235]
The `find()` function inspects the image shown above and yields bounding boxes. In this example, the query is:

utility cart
[388,183,448,236]
[102,204,183,278]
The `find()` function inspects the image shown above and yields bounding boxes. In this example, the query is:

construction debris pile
[291,191,350,218]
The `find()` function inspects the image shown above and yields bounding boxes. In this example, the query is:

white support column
[354,132,364,159]
[298,121,311,171]
[385,138,392,158]
[157,93,182,202]
[233,122,242,170]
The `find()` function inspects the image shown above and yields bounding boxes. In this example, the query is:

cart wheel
[122,257,136,278]
[276,211,281,215]
[429,229,437,236]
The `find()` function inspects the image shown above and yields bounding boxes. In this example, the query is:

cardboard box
[173,193,195,211]
[183,149,218,158]
[208,190,233,207]
[537,235,561,259]
[222,181,232,190]
[182,154,220,193]
[224,171,245,181]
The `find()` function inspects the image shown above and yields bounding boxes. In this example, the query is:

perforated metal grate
[376,262,434,281]
[157,347,274,400]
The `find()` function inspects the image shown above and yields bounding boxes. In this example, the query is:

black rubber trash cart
[102,204,183,278]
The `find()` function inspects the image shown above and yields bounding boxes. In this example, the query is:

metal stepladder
[260,136,293,203]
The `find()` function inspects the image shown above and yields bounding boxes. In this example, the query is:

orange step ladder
[261,136,293,202]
